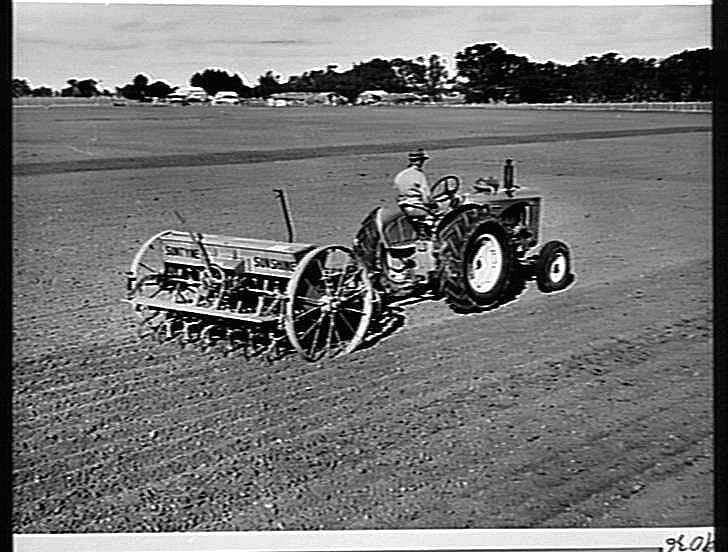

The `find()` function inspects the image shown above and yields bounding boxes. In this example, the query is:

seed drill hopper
[125,190,374,361]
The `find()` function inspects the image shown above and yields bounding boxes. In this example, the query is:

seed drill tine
[173,210,216,277]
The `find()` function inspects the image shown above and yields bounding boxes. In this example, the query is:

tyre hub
[468,234,503,293]
[320,295,339,312]
[548,253,567,283]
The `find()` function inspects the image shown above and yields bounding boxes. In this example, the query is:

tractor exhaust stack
[503,159,516,197]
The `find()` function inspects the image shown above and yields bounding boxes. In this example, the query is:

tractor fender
[434,205,489,238]
[352,207,381,270]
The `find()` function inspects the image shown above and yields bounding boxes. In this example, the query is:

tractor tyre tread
[436,211,512,313]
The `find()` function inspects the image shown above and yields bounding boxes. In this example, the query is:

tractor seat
[375,206,418,252]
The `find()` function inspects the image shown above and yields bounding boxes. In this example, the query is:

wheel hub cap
[549,254,567,282]
[468,234,503,293]
[320,295,340,312]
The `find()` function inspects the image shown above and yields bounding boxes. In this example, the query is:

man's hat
[408,148,430,162]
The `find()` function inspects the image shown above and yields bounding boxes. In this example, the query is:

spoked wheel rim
[285,245,373,361]
[129,231,172,288]
[128,230,172,309]
[467,233,503,294]
[128,230,200,311]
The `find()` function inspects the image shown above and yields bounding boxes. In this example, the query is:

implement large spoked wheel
[285,245,374,361]
[127,230,177,316]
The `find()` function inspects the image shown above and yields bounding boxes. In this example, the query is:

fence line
[448,101,712,113]
[12,97,116,108]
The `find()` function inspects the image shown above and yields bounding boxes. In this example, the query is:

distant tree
[351,58,402,93]
[146,80,175,98]
[190,68,253,97]
[657,48,711,101]
[61,79,77,96]
[189,71,204,89]
[60,78,99,97]
[455,43,529,103]
[76,79,101,97]
[425,54,449,100]
[31,86,55,97]
[621,57,659,101]
[509,61,572,103]
[12,78,32,97]
[254,70,283,97]
[502,61,556,103]
[391,57,427,91]
[567,52,647,102]
[117,73,153,100]
[133,74,149,92]
[116,84,138,99]
[249,44,712,106]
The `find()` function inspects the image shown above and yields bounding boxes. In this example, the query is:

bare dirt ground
[12,106,712,532]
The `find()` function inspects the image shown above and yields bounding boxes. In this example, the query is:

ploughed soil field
[12,106,712,532]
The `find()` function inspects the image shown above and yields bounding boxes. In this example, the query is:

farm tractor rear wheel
[285,245,374,361]
[437,215,513,312]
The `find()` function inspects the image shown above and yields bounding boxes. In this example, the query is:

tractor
[352,159,574,312]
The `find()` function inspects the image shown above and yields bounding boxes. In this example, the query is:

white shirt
[393,165,430,208]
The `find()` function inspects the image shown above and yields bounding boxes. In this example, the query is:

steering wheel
[430,175,461,203]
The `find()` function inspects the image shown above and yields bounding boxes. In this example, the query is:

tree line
[12,42,711,103]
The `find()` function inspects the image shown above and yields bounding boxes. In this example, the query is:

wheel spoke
[299,312,325,342]
[331,320,344,347]
[340,305,365,316]
[293,304,321,323]
[338,286,367,303]
[333,265,359,296]
[295,295,323,306]
[312,256,325,274]
[148,286,164,299]
[302,276,321,295]
[324,312,335,353]
[307,314,327,357]
[139,262,159,274]
[337,310,357,334]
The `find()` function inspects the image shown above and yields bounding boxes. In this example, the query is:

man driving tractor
[393,148,435,218]
[393,148,463,236]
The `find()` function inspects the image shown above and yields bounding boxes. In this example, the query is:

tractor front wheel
[535,240,574,293]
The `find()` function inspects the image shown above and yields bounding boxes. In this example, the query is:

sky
[13,2,711,91]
